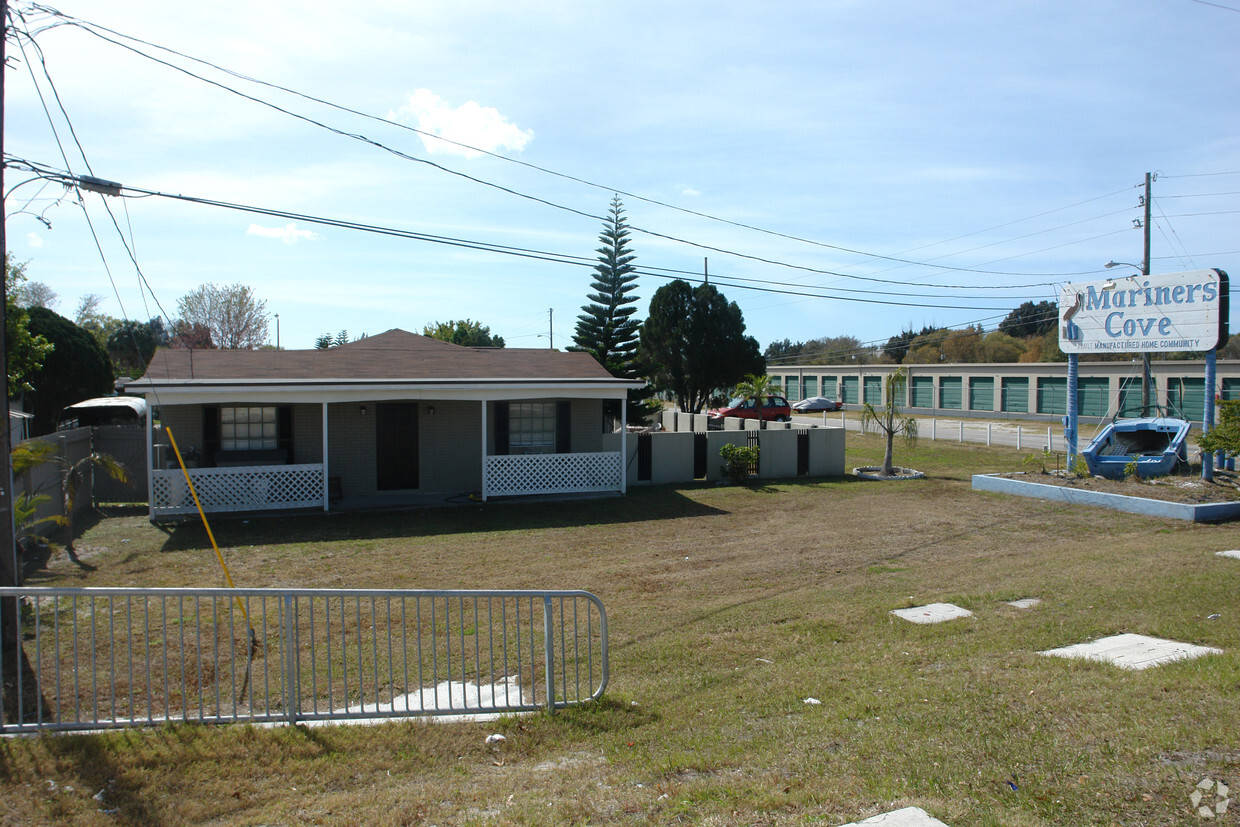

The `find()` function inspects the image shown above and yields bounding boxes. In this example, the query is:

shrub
[719,443,759,485]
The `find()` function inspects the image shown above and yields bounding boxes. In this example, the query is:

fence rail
[151,464,326,517]
[0,587,607,733]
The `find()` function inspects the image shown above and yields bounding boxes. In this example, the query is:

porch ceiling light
[359,404,367,416]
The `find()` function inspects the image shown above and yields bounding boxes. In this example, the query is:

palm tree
[859,367,918,476]
[732,374,783,424]
[12,440,129,552]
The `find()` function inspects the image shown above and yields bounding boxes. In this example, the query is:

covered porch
[142,388,638,520]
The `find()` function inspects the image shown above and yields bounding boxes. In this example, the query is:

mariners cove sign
[1059,269,1229,354]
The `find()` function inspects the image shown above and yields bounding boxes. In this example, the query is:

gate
[0,587,607,732]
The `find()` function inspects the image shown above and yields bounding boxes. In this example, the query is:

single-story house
[124,330,645,519]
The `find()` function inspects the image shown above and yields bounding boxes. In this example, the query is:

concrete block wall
[155,406,201,467]
[418,401,482,494]
[757,429,797,478]
[650,431,694,485]
[571,399,604,452]
[327,402,375,498]
[809,427,845,476]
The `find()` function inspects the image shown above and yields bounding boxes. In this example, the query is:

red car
[708,395,792,422]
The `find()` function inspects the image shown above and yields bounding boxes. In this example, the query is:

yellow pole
[165,426,249,623]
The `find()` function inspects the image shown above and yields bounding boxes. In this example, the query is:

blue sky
[5,0,1239,354]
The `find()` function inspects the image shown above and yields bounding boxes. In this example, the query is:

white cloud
[390,89,533,158]
[680,186,702,197]
[247,223,321,244]
[26,232,44,248]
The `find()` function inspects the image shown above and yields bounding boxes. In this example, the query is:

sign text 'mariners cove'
[1058,269,1229,354]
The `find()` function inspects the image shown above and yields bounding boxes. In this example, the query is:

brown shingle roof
[134,329,615,384]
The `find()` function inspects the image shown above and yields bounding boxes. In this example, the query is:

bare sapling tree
[177,283,269,350]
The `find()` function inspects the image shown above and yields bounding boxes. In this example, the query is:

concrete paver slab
[840,806,951,826]
[891,603,973,625]
[1040,633,1222,670]
[1006,598,1041,609]
[1218,550,1240,560]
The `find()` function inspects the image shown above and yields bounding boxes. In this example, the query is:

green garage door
[841,376,859,404]
[1222,378,1240,401]
[863,375,883,405]
[1118,376,1159,418]
[783,376,800,401]
[820,375,837,401]
[968,377,994,412]
[1078,377,1109,417]
[1168,377,1206,423]
[910,375,934,409]
[1038,377,1067,414]
[803,376,818,398]
[1001,377,1029,413]
[939,376,963,410]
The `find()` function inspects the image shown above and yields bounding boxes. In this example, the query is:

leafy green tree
[731,374,784,423]
[5,255,53,396]
[1199,399,1240,457]
[571,197,656,422]
[860,367,919,476]
[1218,333,1240,360]
[999,300,1057,339]
[314,333,334,349]
[24,308,114,435]
[106,319,162,378]
[177,283,269,349]
[764,338,803,360]
[422,319,505,348]
[766,335,869,365]
[981,330,1026,363]
[638,280,763,413]
[883,325,946,364]
[939,325,985,363]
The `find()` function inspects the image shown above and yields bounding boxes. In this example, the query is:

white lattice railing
[152,464,325,517]
[485,452,622,497]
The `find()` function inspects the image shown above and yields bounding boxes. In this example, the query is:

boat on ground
[1080,417,1191,479]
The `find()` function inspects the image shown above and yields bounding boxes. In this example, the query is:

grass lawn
[3,434,1238,825]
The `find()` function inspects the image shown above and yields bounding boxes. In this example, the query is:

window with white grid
[220,406,278,451]
[510,402,556,454]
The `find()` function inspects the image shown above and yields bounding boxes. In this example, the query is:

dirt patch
[998,468,1240,504]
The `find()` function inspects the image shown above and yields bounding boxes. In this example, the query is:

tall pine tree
[572,197,656,423]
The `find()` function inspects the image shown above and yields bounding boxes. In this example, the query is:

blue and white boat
[1080,417,1192,479]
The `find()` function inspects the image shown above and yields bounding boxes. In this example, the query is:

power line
[1183,0,1240,13]
[23,4,1114,285]
[11,159,1051,314]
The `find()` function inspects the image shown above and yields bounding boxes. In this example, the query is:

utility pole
[547,308,553,350]
[1,0,19,650]
[703,257,709,285]
[1141,172,1153,416]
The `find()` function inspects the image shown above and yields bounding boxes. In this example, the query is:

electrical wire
[22,3,1118,285]
[12,159,1059,313]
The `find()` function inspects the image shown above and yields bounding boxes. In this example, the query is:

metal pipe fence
[0,587,607,733]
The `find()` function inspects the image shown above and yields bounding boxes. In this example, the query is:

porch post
[322,402,330,511]
[620,395,627,494]
[480,399,489,502]
[145,394,155,521]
